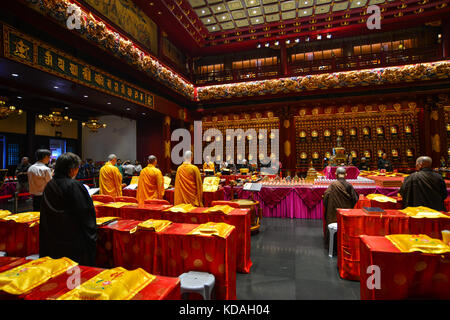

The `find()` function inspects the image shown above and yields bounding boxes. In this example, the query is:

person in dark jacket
[399,156,447,211]
[40,152,97,266]
[377,153,393,171]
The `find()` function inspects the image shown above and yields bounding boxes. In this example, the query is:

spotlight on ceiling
[274,41,279,46]
[286,39,290,44]
[317,35,322,40]
[327,34,332,39]
[54,86,59,89]
[265,43,269,47]
[295,38,300,43]
[11,73,19,77]
[256,43,261,48]
[305,37,310,42]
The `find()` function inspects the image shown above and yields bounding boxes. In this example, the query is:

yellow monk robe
[99,161,123,197]
[174,162,203,206]
[136,164,164,205]
[203,161,215,173]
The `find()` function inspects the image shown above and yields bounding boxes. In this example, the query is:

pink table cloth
[223,185,400,219]
[324,166,360,179]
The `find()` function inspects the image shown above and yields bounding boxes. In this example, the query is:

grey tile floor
[237,218,360,300]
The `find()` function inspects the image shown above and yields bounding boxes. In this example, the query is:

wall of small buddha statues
[199,99,430,175]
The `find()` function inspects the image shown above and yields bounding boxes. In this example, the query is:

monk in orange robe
[137,155,164,205]
[203,156,215,173]
[174,151,203,206]
[99,154,125,198]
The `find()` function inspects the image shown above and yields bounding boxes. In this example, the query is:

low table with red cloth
[119,205,252,273]
[337,208,450,281]
[95,203,172,219]
[359,235,450,300]
[324,166,360,179]
[0,219,39,257]
[356,194,450,212]
[122,188,137,198]
[164,188,225,207]
[96,220,237,300]
[224,185,401,219]
[0,257,181,300]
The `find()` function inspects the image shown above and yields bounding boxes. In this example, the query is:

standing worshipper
[122,160,135,185]
[323,167,359,243]
[99,154,125,197]
[137,155,164,205]
[28,149,52,211]
[399,156,447,211]
[174,151,203,206]
[40,152,97,266]
[15,157,30,194]
[134,160,142,175]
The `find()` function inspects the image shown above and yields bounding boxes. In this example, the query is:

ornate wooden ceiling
[133,0,449,55]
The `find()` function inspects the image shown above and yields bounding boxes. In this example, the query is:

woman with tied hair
[40,152,97,266]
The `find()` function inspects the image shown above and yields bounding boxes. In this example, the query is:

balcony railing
[193,47,442,85]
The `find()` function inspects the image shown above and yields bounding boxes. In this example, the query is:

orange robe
[99,161,123,198]
[203,161,215,173]
[174,162,203,206]
[136,164,164,205]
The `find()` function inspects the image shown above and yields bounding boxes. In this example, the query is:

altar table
[0,220,38,257]
[337,208,450,281]
[0,257,181,300]
[96,220,237,300]
[359,235,450,300]
[324,166,360,179]
[224,185,400,220]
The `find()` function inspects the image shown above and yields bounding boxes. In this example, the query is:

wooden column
[280,41,288,77]
[163,115,172,173]
[276,107,295,176]
[26,110,36,161]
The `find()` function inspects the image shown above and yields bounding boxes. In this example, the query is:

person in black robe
[359,157,370,171]
[40,152,97,266]
[377,153,393,171]
[323,167,359,246]
[399,156,447,211]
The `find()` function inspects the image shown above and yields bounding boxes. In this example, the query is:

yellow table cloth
[386,234,450,254]
[164,204,196,213]
[204,205,235,215]
[57,267,155,300]
[366,194,397,203]
[0,257,78,295]
[130,219,172,233]
[0,210,12,219]
[1,212,40,223]
[400,207,450,219]
[188,222,235,238]
[103,202,138,209]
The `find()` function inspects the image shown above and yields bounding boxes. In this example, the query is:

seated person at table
[99,154,126,197]
[359,157,370,171]
[220,160,229,171]
[377,153,393,172]
[399,156,447,211]
[174,151,203,206]
[323,167,359,244]
[238,159,252,173]
[40,152,97,266]
[203,156,215,174]
[137,155,164,205]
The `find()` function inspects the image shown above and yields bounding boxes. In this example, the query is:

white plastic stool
[328,223,338,258]
[0,251,6,257]
[26,254,39,260]
[179,271,215,300]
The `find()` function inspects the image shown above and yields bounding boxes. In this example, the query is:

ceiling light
[222,16,226,20]
[126,107,131,111]
[327,34,332,39]
[107,102,111,105]
[157,11,162,15]
[150,2,154,5]
[82,118,107,132]
[256,43,261,48]
[54,86,59,89]
[357,1,361,5]
[38,108,72,127]
[255,19,259,22]
[303,10,307,14]
[274,41,279,46]
[306,37,310,42]
[17,96,22,99]
[202,10,205,14]
[64,106,69,110]
[286,40,290,44]
[217,6,221,10]
[142,113,146,115]
[317,35,322,40]
[253,10,257,14]
[83,95,88,98]
[295,38,300,43]
[265,43,269,47]
[207,19,210,22]
[11,73,19,77]
[212,26,216,30]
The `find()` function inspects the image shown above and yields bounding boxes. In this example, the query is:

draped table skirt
[359,235,450,300]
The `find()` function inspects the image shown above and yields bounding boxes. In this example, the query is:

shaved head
[108,154,117,161]
[184,151,192,162]
[416,156,432,169]
[148,155,157,164]
[336,166,347,179]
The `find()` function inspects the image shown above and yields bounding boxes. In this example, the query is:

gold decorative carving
[284,141,291,157]
[432,134,440,152]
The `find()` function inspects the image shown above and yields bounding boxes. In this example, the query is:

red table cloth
[0,257,180,300]
[0,220,39,257]
[359,235,450,300]
[96,221,237,300]
[356,195,450,212]
[118,205,251,273]
[324,166,360,179]
[224,185,401,219]
[337,208,450,281]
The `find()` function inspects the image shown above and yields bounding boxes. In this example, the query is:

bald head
[416,156,432,170]
[336,166,347,179]
[148,155,157,165]
[108,154,117,165]
[184,151,192,163]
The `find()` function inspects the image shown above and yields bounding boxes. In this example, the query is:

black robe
[39,174,97,266]
[399,167,447,211]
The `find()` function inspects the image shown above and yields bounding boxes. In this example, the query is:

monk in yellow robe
[99,154,124,197]
[203,156,215,173]
[137,155,164,205]
[174,151,203,206]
